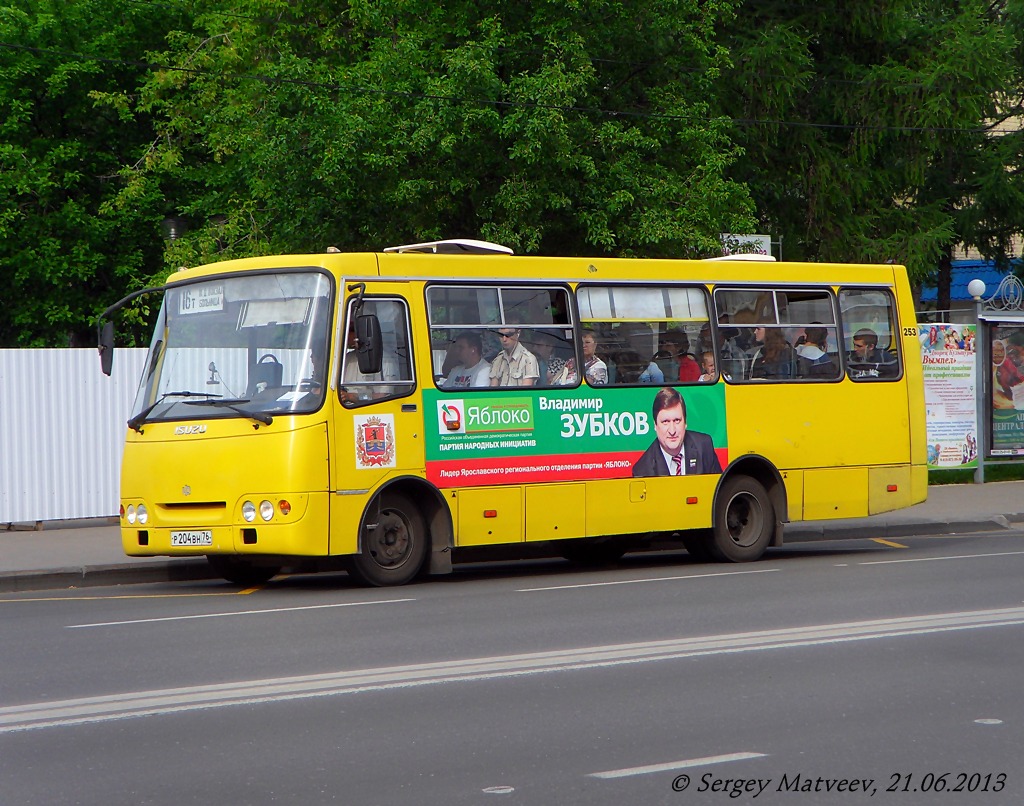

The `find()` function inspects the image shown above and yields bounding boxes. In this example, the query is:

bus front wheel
[711,476,773,562]
[349,492,428,586]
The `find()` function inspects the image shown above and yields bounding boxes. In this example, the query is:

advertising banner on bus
[423,385,727,487]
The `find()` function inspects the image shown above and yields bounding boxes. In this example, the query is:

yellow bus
[98,239,926,586]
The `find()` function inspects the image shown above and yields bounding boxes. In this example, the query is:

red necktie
[672,454,683,476]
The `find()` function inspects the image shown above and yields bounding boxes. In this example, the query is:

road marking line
[65,598,416,629]
[517,568,778,592]
[7,605,1021,733]
[590,752,767,779]
[860,550,1024,566]
[871,538,908,548]
[0,592,250,604]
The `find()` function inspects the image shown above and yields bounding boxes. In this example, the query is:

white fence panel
[0,349,148,523]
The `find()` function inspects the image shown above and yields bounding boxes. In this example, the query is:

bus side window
[839,289,901,381]
[340,298,415,405]
[715,287,842,383]
[576,286,710,386]
[427,284,575,390]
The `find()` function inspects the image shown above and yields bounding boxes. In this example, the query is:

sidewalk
[3,482,1023,592]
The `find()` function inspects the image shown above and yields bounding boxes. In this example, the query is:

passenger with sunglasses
[489,328,540,387]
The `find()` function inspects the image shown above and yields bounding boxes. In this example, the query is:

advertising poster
[423,385,727,487]
[919,324,978,468]
[989,323,1024,455]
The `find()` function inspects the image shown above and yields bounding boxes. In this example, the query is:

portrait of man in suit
[631,387,722,477]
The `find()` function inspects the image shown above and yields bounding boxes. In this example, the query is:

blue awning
[919,260,1015,303]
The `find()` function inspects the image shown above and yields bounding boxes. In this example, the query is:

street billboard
[919,324,978,468]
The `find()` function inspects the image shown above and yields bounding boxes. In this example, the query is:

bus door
[329,287,423,554]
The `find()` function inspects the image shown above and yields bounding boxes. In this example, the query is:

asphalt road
[2,531,1023,805]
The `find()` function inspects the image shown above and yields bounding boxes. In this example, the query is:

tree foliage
[0,0,189,346]
[718,0,1024,302]
[123,0,755,271]
[4,0,1024,345]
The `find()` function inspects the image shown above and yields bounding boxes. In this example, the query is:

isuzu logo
[174,425,207,435]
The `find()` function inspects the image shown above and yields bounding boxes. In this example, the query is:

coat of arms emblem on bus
[354,414,396,469]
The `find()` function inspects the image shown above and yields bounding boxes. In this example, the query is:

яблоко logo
[438,400,465,434]
[437,397,535,436]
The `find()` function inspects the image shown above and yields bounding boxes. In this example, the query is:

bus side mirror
[98,320,115,376]
[355,314,383,375]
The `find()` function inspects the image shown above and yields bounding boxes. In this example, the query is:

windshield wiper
[128,391,222,433]
[185,398,273,426]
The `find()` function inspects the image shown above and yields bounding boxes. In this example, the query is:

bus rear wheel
[206,556,281,586]
[711,476,773,563]
[348,491,427,587]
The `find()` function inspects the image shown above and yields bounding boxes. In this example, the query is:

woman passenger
[582,329,608,385]
[750,326,796,380]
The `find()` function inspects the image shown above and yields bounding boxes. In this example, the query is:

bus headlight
[242,501,256,522]
[137,504,148,525]
[126,504,136,524]
[259,500,274,521]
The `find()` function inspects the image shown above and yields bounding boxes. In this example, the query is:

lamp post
[967,278,987,483]
[160,215,186,241]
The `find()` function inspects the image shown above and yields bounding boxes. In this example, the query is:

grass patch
[930,462,1024,485]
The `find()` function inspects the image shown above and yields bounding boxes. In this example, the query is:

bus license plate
[170,530,213,547]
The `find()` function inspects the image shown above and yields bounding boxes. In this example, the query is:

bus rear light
[259,500,274,521]
[242,501,256,522]
[278,500,291,516]
[126,504,136,524]
[483,510,497,518]
[120,504,126,520]
[137,504,148,525]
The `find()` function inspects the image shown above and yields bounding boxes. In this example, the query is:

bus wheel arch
[350,478,452,586]
[709,457,787,562]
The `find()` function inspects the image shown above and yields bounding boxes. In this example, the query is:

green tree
[719,0,1024,304]
[120,0,756,271]
[0,0,189,347]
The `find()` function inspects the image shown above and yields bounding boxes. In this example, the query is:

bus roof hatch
[703,253,776,262]
[383,238,514,255]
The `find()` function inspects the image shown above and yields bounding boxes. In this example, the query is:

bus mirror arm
[346,282,367,310]
[95,283,167,376]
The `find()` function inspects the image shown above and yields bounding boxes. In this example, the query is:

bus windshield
[129,270,333,426]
